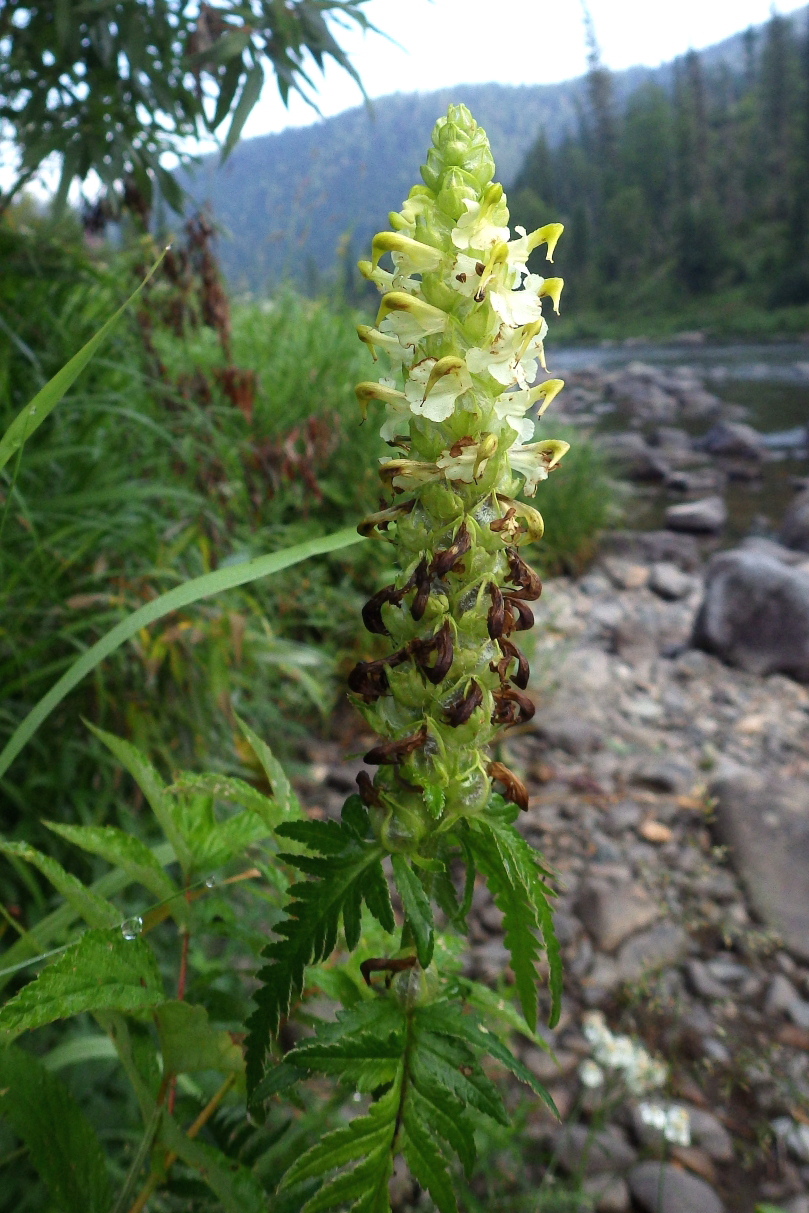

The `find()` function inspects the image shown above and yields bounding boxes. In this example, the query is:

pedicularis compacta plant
[245,105,571,1210]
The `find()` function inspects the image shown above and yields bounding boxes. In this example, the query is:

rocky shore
[297,358,809,1213]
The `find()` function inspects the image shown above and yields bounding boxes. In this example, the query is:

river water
[552,342,809,543]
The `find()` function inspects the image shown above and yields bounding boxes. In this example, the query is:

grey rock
[631,758,694,794]
[582,1174,631,1213]
[607,801,644,832]
[600,528,702,571]
[630,1162,724,1213]
[601,556,650,590]
[577,881,661,952]
[688,1107,734,1163]
[617,923,689,982]
[533,713,603,756]
[785,1197,809,1213]
[692,550,809,680]
[687,959,729,1000]
[649,561,697,600]
[522,1046,579,1084]
[699,420,765,460]
[704,956,749,983]
[711,771,809,960]
[782,489,809,553]
[678,389,723,421]
[554,1123,637,1176]
[612,620,658,663]
[773,1118,809,1164]
[666,495,727,534]
[703,1037,732,1065]
[599,433,669,481]
[740,536,807,565]
[765,973,803,1016]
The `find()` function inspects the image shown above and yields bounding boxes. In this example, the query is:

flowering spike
[353,104,569,844]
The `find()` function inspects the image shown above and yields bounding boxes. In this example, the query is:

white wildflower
[578,1059,605,1089]
[638,1102,691,1147]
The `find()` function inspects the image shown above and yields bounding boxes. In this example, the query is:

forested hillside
[511,8,809,329]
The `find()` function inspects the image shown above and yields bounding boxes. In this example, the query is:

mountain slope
[187,8,807,294]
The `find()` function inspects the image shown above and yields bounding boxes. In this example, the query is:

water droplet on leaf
[205,875,218,888]
[120,916,143,940]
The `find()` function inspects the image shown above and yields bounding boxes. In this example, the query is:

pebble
[649,561,696,600]
[577,881,661,952]
[629,1160,724,1213]
[616,923,688,982]
[553,1123,637,1175]
[665,495,728,534]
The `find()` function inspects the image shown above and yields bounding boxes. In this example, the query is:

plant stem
[125,1073,236,1213]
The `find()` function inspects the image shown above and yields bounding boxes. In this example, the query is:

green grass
[0,219,616,871]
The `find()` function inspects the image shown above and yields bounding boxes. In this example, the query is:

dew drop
[120,916,143,940]
[29,407,37,416]
[204,875,218,889]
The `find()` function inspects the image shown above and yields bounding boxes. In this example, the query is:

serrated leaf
[402,1109,457,1213]
[245,836,392,1089]
[482,817,563,1028]
[0,841,119,929]
[0,1044,111,1213]
[44,821,178,905]
[168,773,282,830]
[236,714,301,820]
[88,725,190,868]
[406,1086,475,1176]
[391,855,433,968]
[281,1081,399,1192]
[468,823,542,1031]
[156,1001,244,1075]
[0,929,164,1040]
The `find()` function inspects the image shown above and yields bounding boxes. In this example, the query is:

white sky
[241,0,809,140]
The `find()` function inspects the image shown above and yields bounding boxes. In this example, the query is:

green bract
[351,103,569,844]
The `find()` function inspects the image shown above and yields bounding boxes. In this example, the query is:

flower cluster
[580,1011,668,1095]
[350,105,569,847]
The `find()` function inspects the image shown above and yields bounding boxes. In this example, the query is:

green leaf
[0,841,118,929]
[0,250,165,473]
[483,817,562,1028]
[402,1110,457,1213]
[0,928,164,1040]
[0,529,364,781]
[280,1081,398,1202]
[0,1044,111,1213]
[44,821,178,905]
[223,62,264,159]
[0,844,174,994]
[159,1115,266,1213]
[156,1001,244,1075]
[245,824,392,1089]
[168,772,283,830]
[283,999,406,1093]
[236,715,301,819]
[86,726,190,869]
[391,855,433,968]
[42,1034,118,1071]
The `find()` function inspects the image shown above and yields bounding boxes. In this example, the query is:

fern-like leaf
[468,814,562,1029]
[245,801,394,1089]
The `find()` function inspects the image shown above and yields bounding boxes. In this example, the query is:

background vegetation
[512,8,809,335]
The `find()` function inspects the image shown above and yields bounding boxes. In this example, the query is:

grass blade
[0,527,364,779]
[0,250,167,474]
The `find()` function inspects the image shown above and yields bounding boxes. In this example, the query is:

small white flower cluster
[637,1101,691,1148]
[579,1012,668,1096]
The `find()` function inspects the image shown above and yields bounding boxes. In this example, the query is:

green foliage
[156,1001,245,1074]
[245,800,395,1086]
[391,855,434,968]
[512,10,809,329]
[0,929,164,1039]
[0,0,375,211]
[276,994,551,1213]
[0,1044,111,1213]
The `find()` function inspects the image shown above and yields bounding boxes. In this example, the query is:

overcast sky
[241,0,809,140]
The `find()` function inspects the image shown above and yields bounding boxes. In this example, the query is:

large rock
[629,1162,724,1213]
[554,1123,637,1175]
[665,495,727,533]
[698,420,765,460]
[599,433,668,481]
[577,881,661,952]
[781,489,809,553]
[711,770,809,961]
[692,550,809,680]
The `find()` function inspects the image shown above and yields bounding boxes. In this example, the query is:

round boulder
[692,549,809,681]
